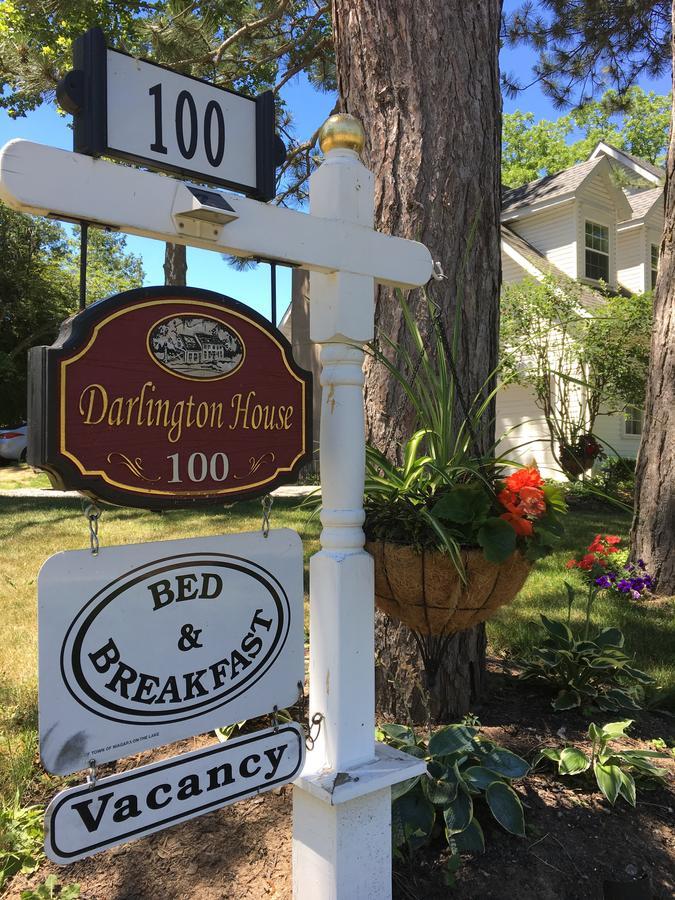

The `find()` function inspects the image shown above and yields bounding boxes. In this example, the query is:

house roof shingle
[501,224,605,309]
[501,158,603,215]
[623,187,663,220]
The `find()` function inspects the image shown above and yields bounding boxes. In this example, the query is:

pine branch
[274,35,330,93]
[214,0,293,66]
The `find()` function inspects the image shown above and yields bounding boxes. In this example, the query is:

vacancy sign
[45,724,305,864]
[39,530,303,775]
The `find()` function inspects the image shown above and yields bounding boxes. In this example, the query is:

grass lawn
[0,496,672,807]
[0,464,51,491]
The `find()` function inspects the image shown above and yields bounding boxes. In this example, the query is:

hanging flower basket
[366,540,532,636]
[559,435,603,477]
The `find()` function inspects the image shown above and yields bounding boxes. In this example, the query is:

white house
[281,142,663,477]
[497,142,663,478]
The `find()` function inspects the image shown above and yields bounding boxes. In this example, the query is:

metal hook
[431,260,447,281]
[87,759,97,791]
[272,704,280,734]
[305,713,324,752]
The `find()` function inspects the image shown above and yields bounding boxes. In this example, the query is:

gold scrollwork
[107,453,161,483]
[233,452,276,479]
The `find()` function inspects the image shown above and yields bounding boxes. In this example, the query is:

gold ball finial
[319,114,366,155]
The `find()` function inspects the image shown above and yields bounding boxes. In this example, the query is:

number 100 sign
[28,286,312,509]
[56,28,285,201]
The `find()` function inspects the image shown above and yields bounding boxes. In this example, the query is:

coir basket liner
[366,541,532,636]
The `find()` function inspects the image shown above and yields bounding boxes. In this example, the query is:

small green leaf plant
[533,720,669,806]
[0,797,44,890]
[377,722,529,874]
[21,875,81,899]
[518,614,654,711]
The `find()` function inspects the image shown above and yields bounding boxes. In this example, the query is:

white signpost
[39,530,304,775]
[0,102,434,895]
[45,724,305,864]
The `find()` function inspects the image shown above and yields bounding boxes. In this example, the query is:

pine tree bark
[332,0,502,720]
[164,243,187,286]
[630,5,675,596]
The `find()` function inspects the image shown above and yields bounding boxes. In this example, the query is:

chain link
[261,494,273,538]
[297,679,324,751]
[82,501,102,555]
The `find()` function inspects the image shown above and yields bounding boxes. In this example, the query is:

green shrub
[21,875,81,899]
[377,722,529,877]
[518,615,654,711]
[0,797,43,890]
[534,720,669,806]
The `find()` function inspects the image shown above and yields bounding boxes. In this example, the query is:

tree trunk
[332,0,502,721]
[375,613,487,723]
[630,6,675,596]
[164,242,187,286]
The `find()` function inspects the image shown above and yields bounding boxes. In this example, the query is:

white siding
[617,225,647,294]
[580,170,616,210]
[576,171,620,288]
[509,204,578,279]
[495,384,561,480]
[593,410,642,461]
[502,252,532,285]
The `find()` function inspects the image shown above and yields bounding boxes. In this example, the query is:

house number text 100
[149,83,226,167]
[167,452,230,484]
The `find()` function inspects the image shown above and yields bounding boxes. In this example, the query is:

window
[624,407,643,437]
[651,243,659,289]
[585,221,610,281]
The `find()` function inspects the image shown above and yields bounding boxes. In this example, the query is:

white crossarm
[0,140,432,289]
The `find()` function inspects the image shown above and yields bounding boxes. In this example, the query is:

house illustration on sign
[149,315,244,379]
[180,333,228,365]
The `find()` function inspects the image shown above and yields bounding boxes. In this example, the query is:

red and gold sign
[28,287,312,509]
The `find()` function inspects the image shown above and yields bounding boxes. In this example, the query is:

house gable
[589,140,664,187]
[502,157,631,287]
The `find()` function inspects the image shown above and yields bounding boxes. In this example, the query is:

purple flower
[637,559,645,568]
[631,590,641,600]
[595,575,612,589]
[617,579,631,593]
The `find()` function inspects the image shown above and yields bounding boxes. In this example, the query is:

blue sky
[0,12,670,321]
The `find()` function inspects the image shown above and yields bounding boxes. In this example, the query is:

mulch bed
[8,663,675,900]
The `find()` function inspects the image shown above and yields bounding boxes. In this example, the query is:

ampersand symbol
[178,623,203,652]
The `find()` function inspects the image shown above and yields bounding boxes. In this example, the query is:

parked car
[0,424,28,463]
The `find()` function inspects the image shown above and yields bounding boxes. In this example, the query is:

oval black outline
[46,725,304,861]
[146,312,245,382]
[60,553,291,726]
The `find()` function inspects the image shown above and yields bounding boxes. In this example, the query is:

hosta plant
[533,720,669,806]
[518,615,654,711]
[377,722,529,863]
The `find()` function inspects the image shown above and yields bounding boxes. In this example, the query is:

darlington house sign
[28,286,312,509]
[39,530,304,775]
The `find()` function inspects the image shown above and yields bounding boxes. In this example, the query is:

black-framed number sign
[56,28,285,201]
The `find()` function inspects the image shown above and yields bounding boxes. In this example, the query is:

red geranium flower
[518,486,546,517]
[500,512,534,536]
[497,487,519,514]
[505,466,545,492]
